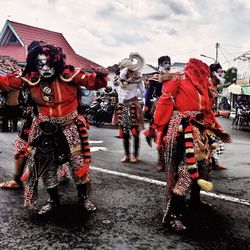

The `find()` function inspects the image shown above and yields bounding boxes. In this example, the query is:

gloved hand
[93,66,109,77]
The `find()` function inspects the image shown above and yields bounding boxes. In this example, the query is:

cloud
[0,0,249,69]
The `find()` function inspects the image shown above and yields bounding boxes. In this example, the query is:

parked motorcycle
[85,89,118,127]
[233,100,250,131]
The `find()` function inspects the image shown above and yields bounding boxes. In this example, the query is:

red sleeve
[153,78,179,131]
[0,74,22,91]
[74,71,108,90]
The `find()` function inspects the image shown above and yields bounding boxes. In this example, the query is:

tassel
[74,162,89,177]
[184,123,199,179]
[197,179,213,192]
[211,142,218,149]
[77,120,91,162]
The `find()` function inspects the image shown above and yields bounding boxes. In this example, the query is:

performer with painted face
[144,56,172,172]
[0,40,108,214]
[114,53,145,163]
[208,63,230,170]
[151,58,231,232]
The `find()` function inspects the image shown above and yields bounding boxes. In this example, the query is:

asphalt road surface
[0,117,249,249]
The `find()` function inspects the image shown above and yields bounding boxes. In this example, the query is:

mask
[159,64,171,73]
[36,54,55,78]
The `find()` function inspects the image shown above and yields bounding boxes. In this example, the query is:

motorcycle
[86,90,118,127]
[233,101,250,130]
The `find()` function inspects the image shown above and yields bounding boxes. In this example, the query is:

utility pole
[215,42,219,63]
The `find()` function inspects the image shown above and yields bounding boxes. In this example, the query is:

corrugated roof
[0,45,26,62]
[0,20,100,68]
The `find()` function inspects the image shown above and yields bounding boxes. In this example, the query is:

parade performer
[144,56,172,171]
[209,63,230,170]
[114,53,145,163]
[144,56,171,120]
[0,90,37,189]
[0,40,108,214]
[0,90,70,190]
[150,58,231,231]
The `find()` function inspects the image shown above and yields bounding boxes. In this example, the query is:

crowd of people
[0,40,231,232]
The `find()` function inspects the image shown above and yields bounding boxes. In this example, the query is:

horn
[119,53,144,71]
[20,76,41,86]
[128,52,144,71]
[119,58,131,69]
[59,69,82,82]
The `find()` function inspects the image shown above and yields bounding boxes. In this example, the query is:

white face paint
[159,65,171,73]
[36,54,55,78]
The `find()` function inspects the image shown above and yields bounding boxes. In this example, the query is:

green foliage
[224,67,237,85]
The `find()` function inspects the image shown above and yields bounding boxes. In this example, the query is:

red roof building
[0,20,100,68]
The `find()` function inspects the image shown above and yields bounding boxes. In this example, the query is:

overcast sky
[0,0,249,69]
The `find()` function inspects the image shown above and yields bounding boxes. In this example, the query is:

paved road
[0,117,249,249]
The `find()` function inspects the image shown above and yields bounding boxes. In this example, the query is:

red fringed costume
[0,41,108,212]
[151,58,231,231]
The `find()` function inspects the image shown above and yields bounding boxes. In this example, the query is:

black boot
[190,181,201,207]
[190,181,212,208]
[163,194,187,231]
[77,183,96,212]
[39,187,60,215]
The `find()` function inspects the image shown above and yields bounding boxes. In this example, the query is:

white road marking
[89,140,104,144]
[89,140,107,151]
[90,147,108,152]
[90,166,250,206]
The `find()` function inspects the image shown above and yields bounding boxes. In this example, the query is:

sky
[0,0,250,69]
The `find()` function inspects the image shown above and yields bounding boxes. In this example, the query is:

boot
[190,181,201,207]
[163,194,186,231]
[77,183,96,212]
[189,181,212,208]
[39,187,60,215]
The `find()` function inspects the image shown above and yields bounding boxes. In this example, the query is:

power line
[219,47,233,66]
[221,43,250,50]
[221,47,238,58]
[172,44,214,57]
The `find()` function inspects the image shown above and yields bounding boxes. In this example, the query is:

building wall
[236,59,250,85]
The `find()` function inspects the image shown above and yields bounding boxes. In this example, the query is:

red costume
[153,60,221,135]
[0,41,108,213]
[0,68,106,117]
[151,58,230,231]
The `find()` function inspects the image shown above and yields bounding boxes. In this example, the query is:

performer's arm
[119,67,128,80]
[0,73,22,91]
[75,67,108,90]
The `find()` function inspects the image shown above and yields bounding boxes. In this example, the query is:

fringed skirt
[23,111,91,208]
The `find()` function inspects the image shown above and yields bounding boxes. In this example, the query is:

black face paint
[36,54,55,78]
